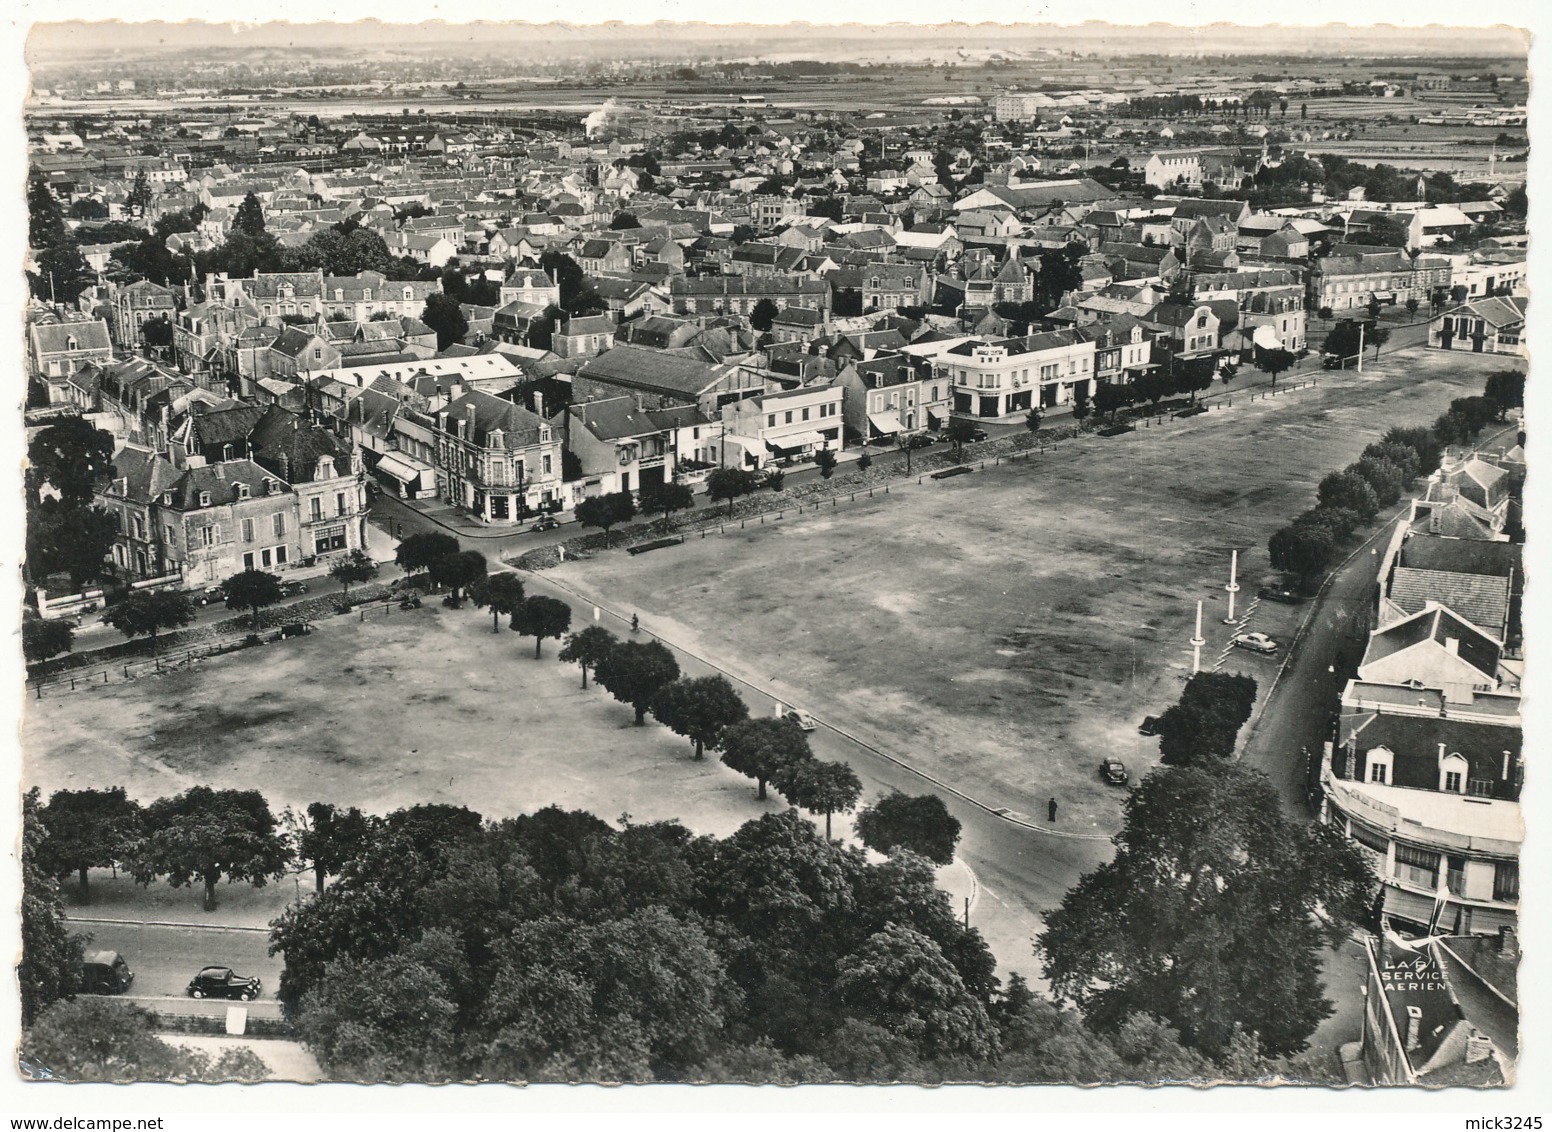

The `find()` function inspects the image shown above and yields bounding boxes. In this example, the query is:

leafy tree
[28,178,93,302]
[1093,381,1131,421]
[233,191,267,237]
[1360,441,1421,486]
[25,499,117,590]
[764,468,786,492]
[1316,469,1379,522]
[610,211,643,230]
[1382,425,1442,475]
[1038,762,1376,1060]
[575,491,636,546]
[27,417,116,508]
[720,716,812,800]
[20,788,83,1026]
[1157,671,1259,767]
[749,297,780,332]
[1025,407,1043,433]
[421,292,469,350]
[1369,326,1391,358]
[22,617,74,663]
[37,787,143,900]
[292,802,376,895]
[69,196,109,220]
[594,639,681,725]
[221,568,284,631]
[394,531,459,573]
[329,548,378,595]
[512,595,572,658]
[129,786,290,911]
[814,448,838,479]
[1405,296,1420,317]
[1268,519,1335,579]
[1352,456,1404,508]
[296,951,459,1081]
[103,589,195,657]
[775,759,861,839]
[430,549,487,603]
[469,572,525,632]
[945,418,978,458]
[706,467,761,515]
[21,998,270,1081]
[1484,369,1525,417]
[649,675,749,760]
[854,792,962,865]
[538,250,604,315]
[835,923,998,1062]
[1257,347,1296,389]
[126,171,153,218]
[638,481,695,529]
[140,315,174,355]
[558,625,618,689]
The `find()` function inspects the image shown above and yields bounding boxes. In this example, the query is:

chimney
[1464,1029,1494,1066]
[533,389,544,419]
[1503,751,1513,779]
[1496,926,1517,958]
[1405,1006,1423,1052]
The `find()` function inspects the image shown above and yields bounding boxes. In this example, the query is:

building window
[1494,860,1519,903]
[801,407,810,422]
[1444,770,1464,794]
[273,512,287,538]
[785,411,793,425]
[336,492,347,517]
[198,491,211,508]
[200,525,216,547]
[310,498,323,521]
[767,414,776,428]
[243,552,255,570]
[542,455,552,476]
[1394,843,1439,890]
[242,518,255,543]
[1440,754,1469,794]
[1369,762,1387,785]
[1446,855,1467,897]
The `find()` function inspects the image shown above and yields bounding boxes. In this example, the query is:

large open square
[547,348,1516,830]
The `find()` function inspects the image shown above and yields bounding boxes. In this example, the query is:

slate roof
[441,389,547,448]
[577,344,725,398]
[31,320,112,355]
[1364,604,1501,676]
[248,404,352,483]
[1399,534,1520,580]
[188,404,266,451]
[1389,568,1510,635]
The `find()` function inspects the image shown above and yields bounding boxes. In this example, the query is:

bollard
[36,684,42,700]
[885,485,889,494]
[103,671,108,683]
[70,678,76,691]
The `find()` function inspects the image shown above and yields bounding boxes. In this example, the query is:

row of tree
[1267,367,1521,580]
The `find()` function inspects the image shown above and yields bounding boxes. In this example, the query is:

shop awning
[767,430,825,452]
[926,406,948,425]
[376,451,434,485]
[867,411,904,437]
[1251,324,1282,351]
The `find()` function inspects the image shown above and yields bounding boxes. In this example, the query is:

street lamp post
[1190,599,1206,675]
[1223,549,1240,624]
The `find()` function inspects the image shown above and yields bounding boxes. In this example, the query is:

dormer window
[198,490,212,508]
[363,288,372,301]
[1367,746,1394,786]
[222,444,234,462]
[236,483,250,501]
[264,477,279,495]
[161,492,173,506]
[403,287,413,300]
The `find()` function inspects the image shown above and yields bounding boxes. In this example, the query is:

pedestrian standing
[1048,797,1058,823]
[631,613,640,633]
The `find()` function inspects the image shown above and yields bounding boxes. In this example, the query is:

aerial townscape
[14,20,1528,1092]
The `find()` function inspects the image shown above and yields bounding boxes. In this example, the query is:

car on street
[1101,757,1130,785]
[197,585,225,606]
[782,708,818,731]
[1258,585,1303,605]
[279,580,309,598]
[80,949,134,995]
[187,966,262,1001]
[530,516,561,532]
[903,434,938,450]
[1231,631,1279,654]
[1138,715,1161,737]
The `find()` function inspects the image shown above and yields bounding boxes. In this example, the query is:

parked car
[1231,631,1279,654]
[197,585,225,606]
[277,621,311,639]
[279,581,309,598]
[1138,715,1161,737]
[1100,757,1130,785]
[80,949,134,995]
[903,434,938,450]
[1258,586,1303,605]
[530,515,561,532]
[187,966,261,1001]
[782,708,817,732]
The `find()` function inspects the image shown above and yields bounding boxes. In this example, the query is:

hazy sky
[26,19,1530,61]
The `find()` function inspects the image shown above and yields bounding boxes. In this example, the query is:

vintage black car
[187,966,262,1001]
[1101,758,1130,785]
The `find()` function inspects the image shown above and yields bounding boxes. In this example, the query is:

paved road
[74,919,285,1016]
[1238,422,1521,814]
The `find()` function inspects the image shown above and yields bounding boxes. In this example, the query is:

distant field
[552,349,1512,831]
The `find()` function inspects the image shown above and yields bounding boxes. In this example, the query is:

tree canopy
[37,786,144,899]
[720,716,811,801]
[395,531,460,574]
[511,595,572,658]
[469,572,526,633]
[649,675,749,760]
[128,786,290,911]
[1038,762,1375,1061]
[594,639,681,725]
[27,418,116,508]
[854,792,962,865]
[558,626,618,688]
[103,590,195,656]
[221,568,285,631]
[575,492,636,546]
